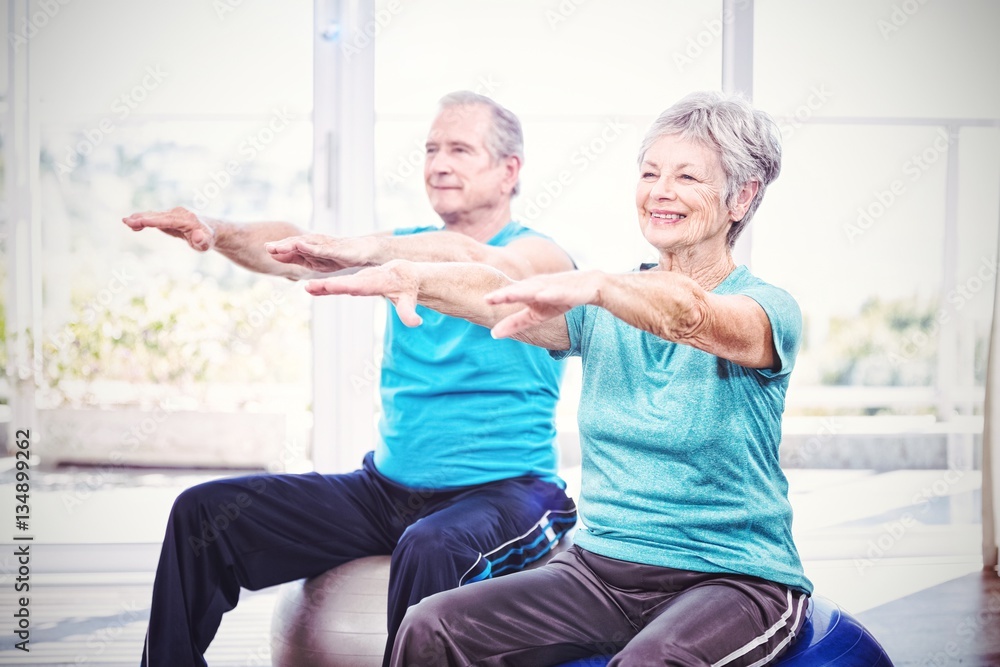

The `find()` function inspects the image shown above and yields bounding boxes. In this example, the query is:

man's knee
[169,478,262,535]
[395,521,464,562]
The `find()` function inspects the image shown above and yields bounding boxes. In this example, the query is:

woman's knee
[393,594,461,665]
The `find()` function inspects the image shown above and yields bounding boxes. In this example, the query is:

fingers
[189,228,211,251]
[266,236,334,268]
[485,282,546,306]
[304,267,395,295]
[304,276,376,297]
[266,234,330,254]
[121,208,212,252]
[392,293,423,327]
[265,238,302,255]
[305,275,424,327]
[122,208,187,230]
[491,307,550,339]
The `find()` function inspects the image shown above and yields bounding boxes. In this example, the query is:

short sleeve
[740,285,802,379]
[548,305,586,360]
[393,225,442,237]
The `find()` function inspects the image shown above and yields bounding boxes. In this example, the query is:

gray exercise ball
[270,556,391,667]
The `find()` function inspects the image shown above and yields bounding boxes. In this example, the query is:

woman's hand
[305,260,423,326]
[485,270,603,339]
[266,234,376,274]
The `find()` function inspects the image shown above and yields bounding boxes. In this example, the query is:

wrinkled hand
[485,270,602,339]
[305,260,423,327]
[265,234,371,274]
[122,207,215,251]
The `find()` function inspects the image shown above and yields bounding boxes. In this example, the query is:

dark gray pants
[390,545,808,667]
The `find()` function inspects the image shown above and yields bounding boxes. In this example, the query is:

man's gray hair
[438,91,524,196]
[638,91,782,247]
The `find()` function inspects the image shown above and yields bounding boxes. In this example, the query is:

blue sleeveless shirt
[374,222,565,489]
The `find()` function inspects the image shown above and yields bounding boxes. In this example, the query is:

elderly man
[124,91,577,667]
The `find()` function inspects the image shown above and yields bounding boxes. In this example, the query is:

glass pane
[376,0,722,117]
[753,124,948,393]
[755,0,1000,120]
[32,0,314,469]
[30,0,311,119]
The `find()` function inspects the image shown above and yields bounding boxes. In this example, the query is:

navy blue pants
[141,452,577,667]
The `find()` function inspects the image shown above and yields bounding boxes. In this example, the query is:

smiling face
[424,104,518,225]
[635,134,739,259]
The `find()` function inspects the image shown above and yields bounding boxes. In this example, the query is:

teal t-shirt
[552,265,812,593]
[374,221,565,489]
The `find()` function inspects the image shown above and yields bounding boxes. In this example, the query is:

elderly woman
[297,91,812,666]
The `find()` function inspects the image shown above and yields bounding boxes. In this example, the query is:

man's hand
[266,234,376,275]
[306,260,423,326]
[485,270,603,339]
[122,207,215,251]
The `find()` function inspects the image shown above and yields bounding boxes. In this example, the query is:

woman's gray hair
[638,91,782,247]
[438,91,524,196]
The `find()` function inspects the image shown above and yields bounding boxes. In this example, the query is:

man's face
[424,104,517,222]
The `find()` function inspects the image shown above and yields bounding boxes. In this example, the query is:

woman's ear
[731,180,760,221]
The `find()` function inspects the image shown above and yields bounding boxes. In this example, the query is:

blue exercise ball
[554,596,893,667]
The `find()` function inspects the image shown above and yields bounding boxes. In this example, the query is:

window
[28,0,314,468]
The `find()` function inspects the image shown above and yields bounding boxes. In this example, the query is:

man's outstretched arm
[122,207,355,280]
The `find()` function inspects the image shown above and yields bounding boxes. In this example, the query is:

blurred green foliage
[819,296,938,387]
